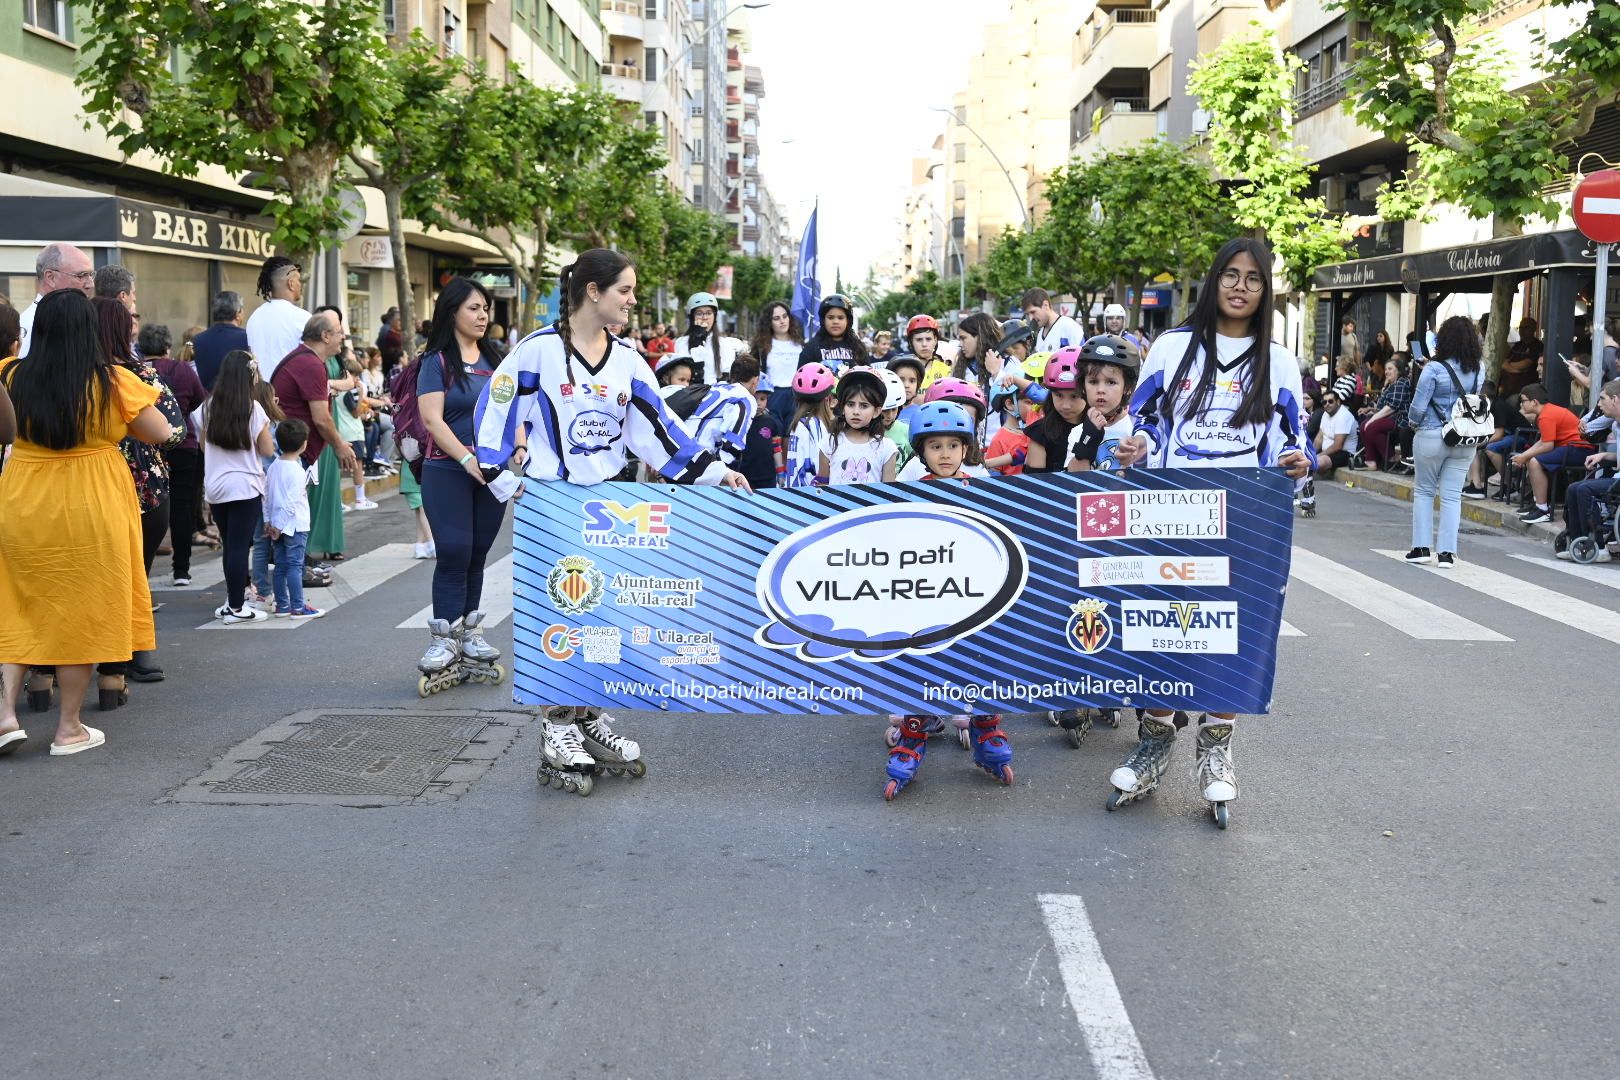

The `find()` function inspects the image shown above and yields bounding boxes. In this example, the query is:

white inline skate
[537,711,597,796]
[416,614,505,697]
[576,708,646,779]
[1195,721,1238,830]
[456,610,506,685]
[1106,712,1180,811]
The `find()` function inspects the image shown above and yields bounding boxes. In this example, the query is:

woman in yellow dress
[0,290,175,756]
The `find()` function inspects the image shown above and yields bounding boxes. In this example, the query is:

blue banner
[510,470,1295,715]
[791,205,820,339]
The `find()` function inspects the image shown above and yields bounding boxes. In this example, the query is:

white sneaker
[172,575,191,587]
[414,543,431,559]
[340,503,352,513]
[353,498,379,510]
[221,605,268,624]
[424,541,436,559]
[1597,550,1613,563]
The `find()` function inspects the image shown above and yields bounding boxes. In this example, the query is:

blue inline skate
[883,715,932,801]
[969,715,1015,786]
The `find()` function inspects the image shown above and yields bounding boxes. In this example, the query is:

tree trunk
[382,184,416,355]
[1484,217,1524,381]
[1130,277,1148,332]
[521,217,551,336]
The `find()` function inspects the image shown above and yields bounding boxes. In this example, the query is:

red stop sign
[1574,170,1620,244]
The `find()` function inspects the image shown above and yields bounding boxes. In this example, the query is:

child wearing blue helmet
[882,399,1015,800]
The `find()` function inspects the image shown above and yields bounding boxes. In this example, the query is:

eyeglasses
[1218,268,1267,293]
[50,269,95,282]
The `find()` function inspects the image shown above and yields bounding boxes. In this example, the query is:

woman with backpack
[1405,316,1487,569]
[412,278,516,686]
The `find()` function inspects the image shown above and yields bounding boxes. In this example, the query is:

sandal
[192,530,222,551]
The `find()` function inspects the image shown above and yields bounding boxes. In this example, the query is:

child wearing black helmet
[798,294,868,373]
[818,368,898,484]
[1066,334,1141,472]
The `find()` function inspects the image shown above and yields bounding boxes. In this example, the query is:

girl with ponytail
[472,248,751,791]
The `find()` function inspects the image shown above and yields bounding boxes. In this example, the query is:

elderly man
[18,242,95,356]
[270,311,358,563]
[247,254,307,379]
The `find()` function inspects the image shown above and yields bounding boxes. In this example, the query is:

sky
[740,0,1010,290]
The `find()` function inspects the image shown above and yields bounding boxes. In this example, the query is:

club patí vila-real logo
[1064,597,1114,655]
[547,555,606,616]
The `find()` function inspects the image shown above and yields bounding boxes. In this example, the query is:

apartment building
[722,18,787,269]
[599,0,698,198]
[0,3,603,343]
[901,138,948,286]
[689,0,730,215]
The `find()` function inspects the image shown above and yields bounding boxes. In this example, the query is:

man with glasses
[18,243,95,357]
[1315,388,1360,482]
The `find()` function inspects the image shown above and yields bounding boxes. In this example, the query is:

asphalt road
[3,483,1616,1080]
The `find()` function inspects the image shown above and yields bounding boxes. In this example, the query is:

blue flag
[791,205,820,339]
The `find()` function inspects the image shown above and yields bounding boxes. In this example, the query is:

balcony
[1294,70,1348,119]
[1074,10,1157,104]
[1075,98,1158,156]
[601,1,646,42]
[727,46,742,71]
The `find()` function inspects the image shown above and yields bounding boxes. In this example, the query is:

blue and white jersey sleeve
[1128,329,1182,462]
[474,333,543,471]
[686,382,756,463]
[1261,342,1313,470]
[623,360,730,485]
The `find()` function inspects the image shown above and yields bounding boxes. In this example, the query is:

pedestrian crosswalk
[162,536,1620,653]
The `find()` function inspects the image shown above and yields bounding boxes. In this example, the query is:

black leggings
[421,460,506,621]
[211,497,263,610]
[164,448,203,578]
[97,496,168,676]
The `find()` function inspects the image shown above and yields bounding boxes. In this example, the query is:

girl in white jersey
[1110,237,1311,828]
[782,363,835,489]
[474,249,750,792]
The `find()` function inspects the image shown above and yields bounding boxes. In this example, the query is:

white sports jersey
[783,415,828,489]
[672,333,744,385]
[1069,412,1136,472]
[1035,315,1084,353]
[1129,329,1311,469]
[823,431,898,485]
[474,327,728,486]
[682,382,757,464]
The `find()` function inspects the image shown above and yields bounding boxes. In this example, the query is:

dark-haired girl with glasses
[1109,238,1313,829]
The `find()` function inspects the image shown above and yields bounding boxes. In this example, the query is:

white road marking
[1507,552,1620,591]
[151,564,226,591]
[197,543,423,630]
[1380,549,1620,646]
[1279,620,1306,637]
[396,554,514,630]
[1037,893,1156,1080]
[1290,547,1510,641]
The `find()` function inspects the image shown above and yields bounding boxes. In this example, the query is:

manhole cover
[168,709,529,806]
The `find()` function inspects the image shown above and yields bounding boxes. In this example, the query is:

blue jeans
[1412,428,1474,552]
[272,531,309,610]
[252,521,272,597]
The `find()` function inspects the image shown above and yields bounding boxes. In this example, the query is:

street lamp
[666,2,772,72]
[930,105,1033,277]
[669,2,771,218]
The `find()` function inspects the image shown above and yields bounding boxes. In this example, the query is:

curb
[340,466,401,506]
[1333,468,1560,542]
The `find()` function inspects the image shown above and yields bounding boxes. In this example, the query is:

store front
[1312,229,1620,406]
[0,175,275,334]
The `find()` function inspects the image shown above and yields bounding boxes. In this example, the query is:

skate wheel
[28,691,51,712]
[999,764,1015,786]
[1106,789,1124,812]
[492,663,506,682]
[626,759,646,778]
[1100,709,1120,728]
[417,675,431,698]
[957,727,971,750]
[883,778,901,802]
[884,727,899,748]
[1066,725,1083,749]
[1213,803,1229,830]
[573,773,594,797]
[537,768,550,787]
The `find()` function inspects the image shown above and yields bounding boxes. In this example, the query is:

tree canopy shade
[1188,27,1351,290]
[1330,0,1620,370]
[76,0,393,270]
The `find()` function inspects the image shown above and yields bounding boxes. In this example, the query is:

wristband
[458,453,473,466]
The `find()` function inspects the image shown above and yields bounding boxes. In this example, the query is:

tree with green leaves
[619,185,733,322]
[1188,27,1352,290]
[352,32,498,348]
[728,255,785,338]
[1331,0,1620,372]
[426,82,668,333]
[76,0,392,272]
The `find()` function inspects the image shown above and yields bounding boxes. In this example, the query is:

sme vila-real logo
[547,555,606,615]
[581,500,672,549]
[1064,598,1114,655]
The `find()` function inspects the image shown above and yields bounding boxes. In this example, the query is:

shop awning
[1311,228,1617,293]
[0,174,276,266]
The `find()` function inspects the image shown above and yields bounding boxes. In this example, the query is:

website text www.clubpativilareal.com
[598,674,1197,708]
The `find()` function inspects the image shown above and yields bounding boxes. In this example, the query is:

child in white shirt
[263,419,324,619]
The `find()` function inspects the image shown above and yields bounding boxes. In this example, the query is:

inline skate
[969,715,1014,785]
[1046,709,1099,749]
[885,714,946,747]
[537,710,597,796]
[1106,713,1179,811]
[576,707,646,779]
[1195,721,1238,829]
[456,610,506,686]
[1297,477,1317,518]
[883,715,932,801]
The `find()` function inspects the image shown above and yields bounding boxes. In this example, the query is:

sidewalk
[1330,466,1560,541]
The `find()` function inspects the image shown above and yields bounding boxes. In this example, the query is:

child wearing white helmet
[1098,302,1149,352]
[672,291,745,383]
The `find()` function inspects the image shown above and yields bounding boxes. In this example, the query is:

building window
[442,4,461,56]
[382,0,399,34]
[23,0,74,41]
[643,47,660,81]
[954,142,966,163]
[644,109,658,131]
[644,0,661,17]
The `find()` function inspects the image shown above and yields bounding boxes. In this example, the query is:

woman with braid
[474,249,751,795]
